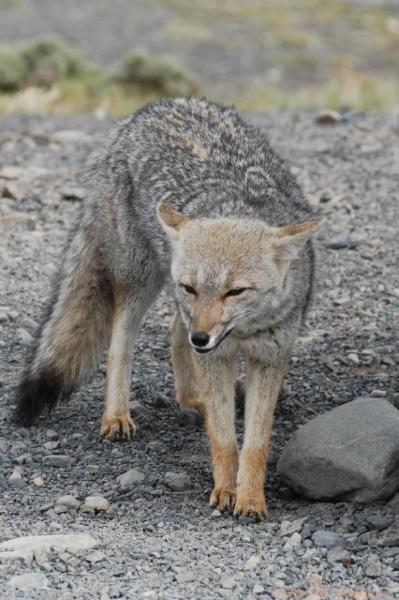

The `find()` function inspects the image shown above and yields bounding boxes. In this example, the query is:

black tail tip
[14,370,67,426]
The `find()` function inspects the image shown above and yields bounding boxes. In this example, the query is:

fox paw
[209,487,236,513]
[233,492,267,521]
[100,414,136,442]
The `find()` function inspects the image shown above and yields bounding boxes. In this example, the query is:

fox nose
[190,331,210,347]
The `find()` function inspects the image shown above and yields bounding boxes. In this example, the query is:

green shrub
[0,51,27,91]
[20,37,94,86]
[114,51,196,96]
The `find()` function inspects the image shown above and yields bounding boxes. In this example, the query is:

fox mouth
[192,328,234,354]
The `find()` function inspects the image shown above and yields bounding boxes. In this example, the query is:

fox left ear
[271,219,325,264]
[156,203,191,240]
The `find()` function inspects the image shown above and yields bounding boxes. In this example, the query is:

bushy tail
[14,210,112,425]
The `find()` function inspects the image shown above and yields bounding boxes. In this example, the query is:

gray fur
[15,97,317,426]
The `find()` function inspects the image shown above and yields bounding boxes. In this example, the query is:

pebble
[46,429,59,440]
[16,328,34,346]
[84,496,109,511]
[42,455,72,467]
[164,471,191,492]
[178,409,203,429]
[61,186,86,201]
[33,477,45,487]
[86,550,106,564]
[365,555,382,577]
[280,517,306,536]
[220,576,236,590]
[129,401,151,419]
[311,530,345,549]
[253,584,265,595]
[327,233,364,249]
[56,495,81,510]
[0,473,8,489]
[316,109,343,125]
[245,554,261,569]
[284,532,302,549]
[8,470,25,487]
[117,468,145,491]
[326,546,351,564]
[211,509,221,518]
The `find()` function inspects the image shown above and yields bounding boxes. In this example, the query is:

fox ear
[156,203,191,240]
[270,219,324,282]
[271,219,324,260]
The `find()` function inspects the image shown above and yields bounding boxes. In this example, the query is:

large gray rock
[277,398,399,502]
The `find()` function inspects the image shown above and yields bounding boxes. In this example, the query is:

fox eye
[181,283,196,295]
[224,287,248,298]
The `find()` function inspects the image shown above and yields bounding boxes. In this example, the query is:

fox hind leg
[101,276,161,442]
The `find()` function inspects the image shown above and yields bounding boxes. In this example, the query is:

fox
[15,97,322,520]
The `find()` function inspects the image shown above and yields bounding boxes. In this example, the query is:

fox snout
[189,326,233,354]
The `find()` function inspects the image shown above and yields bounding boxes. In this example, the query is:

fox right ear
[156,203,191,240]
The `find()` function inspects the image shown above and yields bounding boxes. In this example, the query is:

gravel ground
[0,110,399,599]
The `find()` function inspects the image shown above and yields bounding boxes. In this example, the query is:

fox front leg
[195,354,239,512]
[234,358,287,520]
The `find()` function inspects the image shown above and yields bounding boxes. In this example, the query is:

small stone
[366,514,392,531]
[272,590,288,600]
[46,429,59,441]
[327,546,351,564]
[56,495,81,510]
[8,572,49,591]
[221,576,236,590]
[327,234,364,250]
[211,509,221,518]
[286,532,302,548]
[33,477,45,487]
[44,441,59,451]
[16,328,34,347]
[0,165,25,180]
[3,182,27,202]
[165,471,191,492]
[365,555,382,577]
[253,584,264,595]
[280,517,306,536]
[61,187,85,201]
[86,550,106,564]
[117,468,145,491]
[9,470,25,487]
[84,496,109,512]
[42,455,72,467]
[0,473,8,489]
[0,312,8,323]
[316,109,343,125]
[312,530,345,549]
[178,409,203,429]
[245,554,261,569]
[129,401,151,419]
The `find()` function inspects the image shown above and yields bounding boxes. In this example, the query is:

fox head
[157,203,322,354]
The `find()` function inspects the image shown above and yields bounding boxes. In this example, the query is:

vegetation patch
[0,37,196,115]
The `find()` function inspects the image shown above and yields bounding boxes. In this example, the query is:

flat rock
[164,471,191,492]
[312,530,345,549]
[117,468,145,491]
[8,572,49,590]
[277,398,399,502]
[56,495,81,510]
[42,455,72,467]
[0,534,97,560]
[84,495,109,511]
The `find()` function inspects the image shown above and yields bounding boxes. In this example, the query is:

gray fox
[15,97,322,520]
